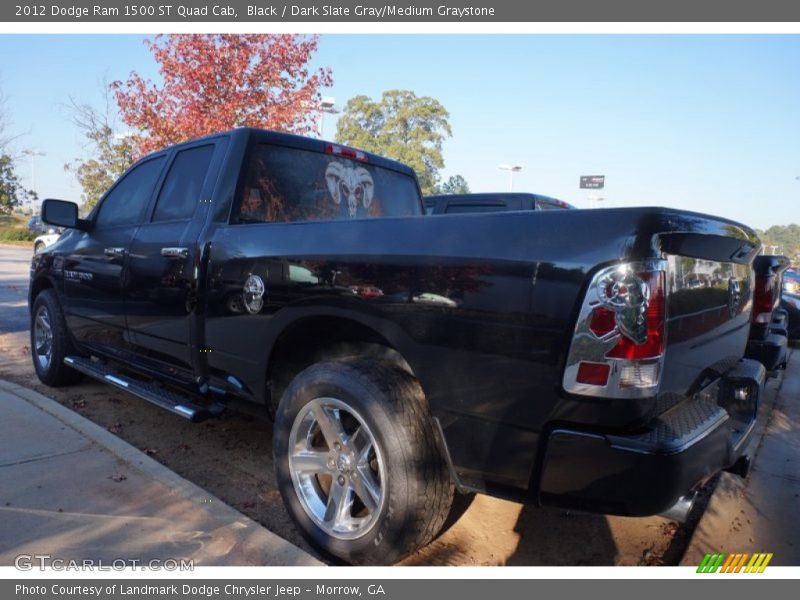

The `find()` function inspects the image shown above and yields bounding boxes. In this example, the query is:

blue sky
[0,34,798,230]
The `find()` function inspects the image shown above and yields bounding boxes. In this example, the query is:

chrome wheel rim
[33,305,53,370]
[288,397,386,540]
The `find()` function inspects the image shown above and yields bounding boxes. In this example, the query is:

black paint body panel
[30,127,764,511]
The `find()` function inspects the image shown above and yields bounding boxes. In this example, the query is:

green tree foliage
[0,90,33,215]
[335,90,452,195]
[0,154,34,214]
[757,224,800,259]
[436,174,471,195]
[65,95,135,212]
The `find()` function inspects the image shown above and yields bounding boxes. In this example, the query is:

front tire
[30,289,82,387]
[33,242,44,254]
[273,359,453,565]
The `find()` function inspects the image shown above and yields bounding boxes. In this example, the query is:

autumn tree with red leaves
[112,34,332,156]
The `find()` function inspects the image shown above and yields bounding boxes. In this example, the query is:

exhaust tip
[660,492,697,523]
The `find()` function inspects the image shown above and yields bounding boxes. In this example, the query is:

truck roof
[138,127,417,178]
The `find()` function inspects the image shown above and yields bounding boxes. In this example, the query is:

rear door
[62,155,167,360]
[124,140,225,379]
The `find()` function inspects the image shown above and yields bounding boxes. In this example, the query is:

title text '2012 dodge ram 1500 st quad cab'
[31,128,765,564]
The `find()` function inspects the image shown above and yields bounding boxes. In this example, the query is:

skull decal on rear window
[325,161,375,218]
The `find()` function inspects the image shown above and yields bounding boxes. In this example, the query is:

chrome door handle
[104,247,126,258]
[161,247,189,259]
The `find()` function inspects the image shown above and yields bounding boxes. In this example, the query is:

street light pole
[498,164,522,191]
[318,96,340,138]
[22,149,45,212]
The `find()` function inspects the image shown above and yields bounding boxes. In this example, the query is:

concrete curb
[0,378,323,566]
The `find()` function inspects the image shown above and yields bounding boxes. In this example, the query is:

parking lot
[0,244,782,565]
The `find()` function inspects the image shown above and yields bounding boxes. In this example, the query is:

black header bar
[4,0,800,22]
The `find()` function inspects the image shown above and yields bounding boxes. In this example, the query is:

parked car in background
[27,215,47,235]
[424,192,574,215]
[780,292,800,340]
[745,255,790,373]
[782,268,800,294]
[33,230,62,254]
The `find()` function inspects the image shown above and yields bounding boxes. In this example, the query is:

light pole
[498,164,522,191]
[318,96,340,138]
[22,149,45,211]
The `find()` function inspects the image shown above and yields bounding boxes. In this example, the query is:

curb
[0,378,323,567]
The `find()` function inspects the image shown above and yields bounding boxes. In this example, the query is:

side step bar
[64,356,224,423]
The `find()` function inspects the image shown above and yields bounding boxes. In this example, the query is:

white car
[33,230,61,254]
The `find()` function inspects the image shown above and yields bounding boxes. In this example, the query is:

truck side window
[96,157,166,227]
[536,201,560,211]
[233,144,421,224]
[152,145,215,222]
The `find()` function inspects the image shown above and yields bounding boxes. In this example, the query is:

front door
[62,155,167,360]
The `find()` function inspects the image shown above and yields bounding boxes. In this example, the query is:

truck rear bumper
[537,359,765,517]
[745,332,788,373]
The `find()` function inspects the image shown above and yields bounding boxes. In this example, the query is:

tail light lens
[605,271,665,359]
[752,274,775,324]
[563,260,668,398]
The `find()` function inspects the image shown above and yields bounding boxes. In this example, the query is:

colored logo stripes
[696,552,773,573]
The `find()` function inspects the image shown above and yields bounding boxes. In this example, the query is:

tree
[0,88,34,214]
[64,91,135,211]
[112,34,332,156]
[436,174,470,195]
[0,154,34,214]
[758,223,800,258]
[335,90,452,195]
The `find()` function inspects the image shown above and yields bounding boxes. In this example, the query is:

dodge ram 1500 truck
[31,128,764,565]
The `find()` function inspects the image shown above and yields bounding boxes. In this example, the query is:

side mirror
[41,199,86,230]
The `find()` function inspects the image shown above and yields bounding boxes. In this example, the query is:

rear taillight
[605,271,665,360]
[752,274,775,324]
[563,260,668,398]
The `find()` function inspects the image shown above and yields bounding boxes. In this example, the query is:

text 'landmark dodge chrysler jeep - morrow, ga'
[30,128,765,564]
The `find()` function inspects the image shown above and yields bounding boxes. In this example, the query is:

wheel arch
[29,275,56,312]
[265,312,421,415]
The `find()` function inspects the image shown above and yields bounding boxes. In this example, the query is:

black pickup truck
[31,128,764,565]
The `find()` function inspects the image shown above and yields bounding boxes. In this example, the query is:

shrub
[0,228,36,242]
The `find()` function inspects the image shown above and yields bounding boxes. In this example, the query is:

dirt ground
[0,327,711,566]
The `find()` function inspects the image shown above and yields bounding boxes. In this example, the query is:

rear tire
[273,359,453,565]
[30,289,82,387]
